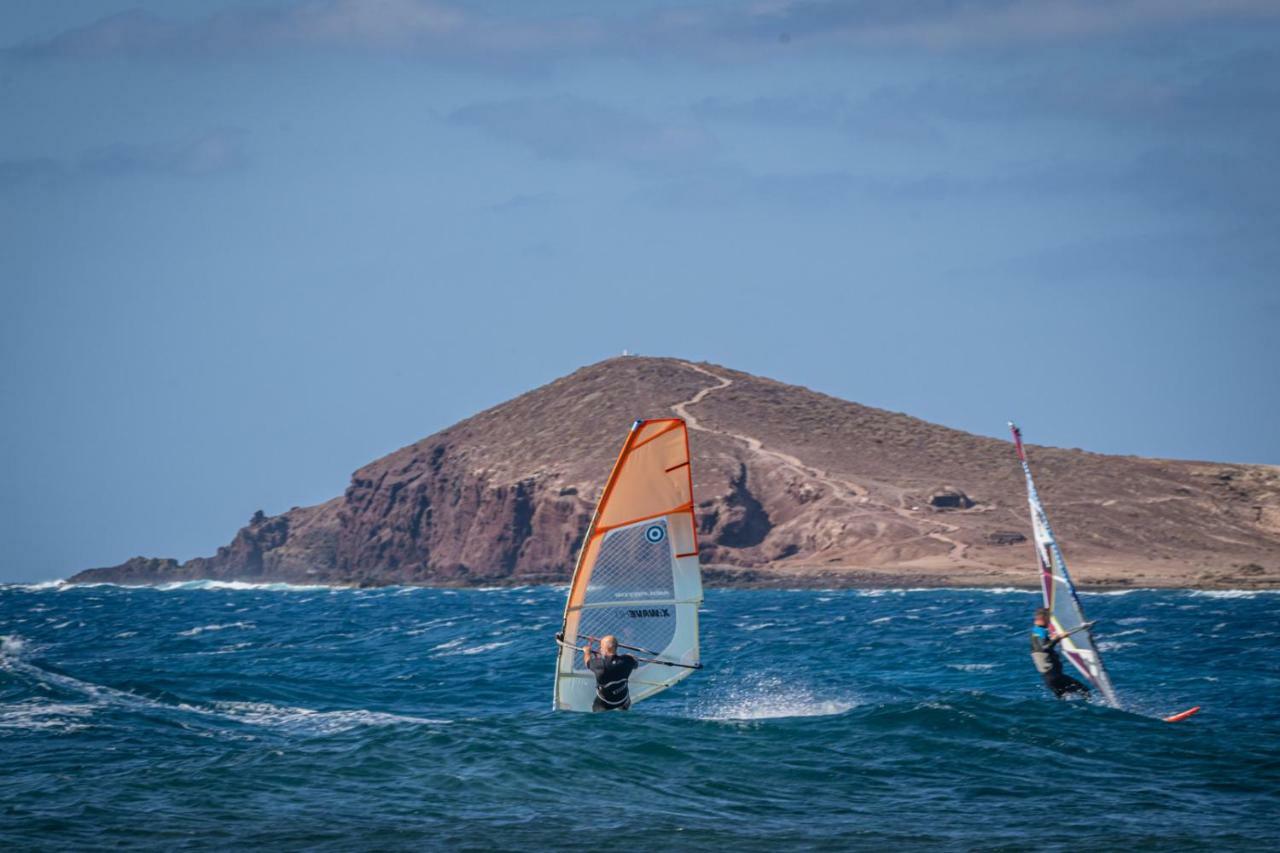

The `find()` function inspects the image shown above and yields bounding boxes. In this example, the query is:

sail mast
[1009,422,1119,707]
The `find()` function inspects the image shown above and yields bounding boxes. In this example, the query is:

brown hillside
[71,357,1280,589]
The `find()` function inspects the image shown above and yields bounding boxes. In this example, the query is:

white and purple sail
[1010,422,1119,707]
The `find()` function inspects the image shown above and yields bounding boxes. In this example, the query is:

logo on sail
[645,525,666,543]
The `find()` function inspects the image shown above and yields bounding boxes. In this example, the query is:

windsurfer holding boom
[1031,608,1092,699]
[583,635,638,712]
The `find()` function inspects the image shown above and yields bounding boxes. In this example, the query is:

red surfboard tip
[1163,706,1202,723]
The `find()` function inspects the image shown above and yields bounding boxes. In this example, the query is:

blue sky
[2,1,1278,581]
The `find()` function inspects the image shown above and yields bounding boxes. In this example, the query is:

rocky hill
[71,357,1280,589]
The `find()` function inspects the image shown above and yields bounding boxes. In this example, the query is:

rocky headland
[71,358,1280,590]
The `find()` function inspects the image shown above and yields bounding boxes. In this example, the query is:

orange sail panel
[553,418,702,712]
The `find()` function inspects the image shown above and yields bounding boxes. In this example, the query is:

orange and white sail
[553,418,703,712]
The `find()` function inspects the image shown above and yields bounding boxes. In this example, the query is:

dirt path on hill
[674,362,865,500]
[673,362,996,568]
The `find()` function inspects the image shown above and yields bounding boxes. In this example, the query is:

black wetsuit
[1030,626,1091,698]
[587,653,638,712]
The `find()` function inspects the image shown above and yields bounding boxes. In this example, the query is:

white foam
[0,700,94,733]
[860,586,1032,596]
[860,584,1029,591]
[3,635,445,735]
[177,621,255,637]
[954,623,1005,635]
[703,695,856,721]
[1,636,174,719]
[453,640,514,656]
[211,701,448,733]
[59,580,345,592]
[698,676,857,721]
[1188,589,1278,599]
[156,580,339,592]
[196,642,254,656]
[5,580,67,591]
[947,663,996,672]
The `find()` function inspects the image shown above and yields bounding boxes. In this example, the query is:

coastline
[19,565,1279,593]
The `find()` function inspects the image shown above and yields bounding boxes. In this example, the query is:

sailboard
[553,418,703,712]
[1010,423,1119,707]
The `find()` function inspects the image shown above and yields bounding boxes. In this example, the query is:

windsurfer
[1031,608,1091,698]
[583,635,638,712]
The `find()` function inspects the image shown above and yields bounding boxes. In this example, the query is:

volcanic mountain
[71,357,1280,589]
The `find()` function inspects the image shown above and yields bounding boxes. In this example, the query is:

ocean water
[2,583,1277,851]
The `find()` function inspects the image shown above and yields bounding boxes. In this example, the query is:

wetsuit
[586,653,638,712]
[1030,625,1091,698]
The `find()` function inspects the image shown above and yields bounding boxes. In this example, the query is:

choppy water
[2,582,1277,850]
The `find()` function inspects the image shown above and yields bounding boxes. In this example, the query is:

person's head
[1034,608,1049,627]
[600,635,618,655]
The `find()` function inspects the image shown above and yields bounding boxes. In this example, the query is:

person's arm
[1048,621,1096,648]
[582,638,595,668]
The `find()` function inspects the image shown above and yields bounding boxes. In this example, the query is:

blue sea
[2,583,1277,851]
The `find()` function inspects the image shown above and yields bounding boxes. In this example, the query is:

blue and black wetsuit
[1030,625,1091,698]
[586,653,638,712]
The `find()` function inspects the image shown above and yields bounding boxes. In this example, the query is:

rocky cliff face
[71,357,1280,589]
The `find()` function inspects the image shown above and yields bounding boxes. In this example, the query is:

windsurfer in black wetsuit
[1030,608,1092,699]
[583,634,638,712]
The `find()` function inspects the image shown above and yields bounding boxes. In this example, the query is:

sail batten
[553,418,703,712]
[571,598,702,611]
[1010,422,1119,707]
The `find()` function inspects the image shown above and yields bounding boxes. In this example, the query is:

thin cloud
[80,131,249,178]
[636,145,1275,215]
[8,0,1279,65]
[7,0,597,66]
[727,0,1280,49]
[451,96,716,169]
[0,130,248,192]
[694,93,945,145]
[694,46,1280,146]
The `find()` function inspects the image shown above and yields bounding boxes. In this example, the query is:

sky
[2,0,1278,582]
